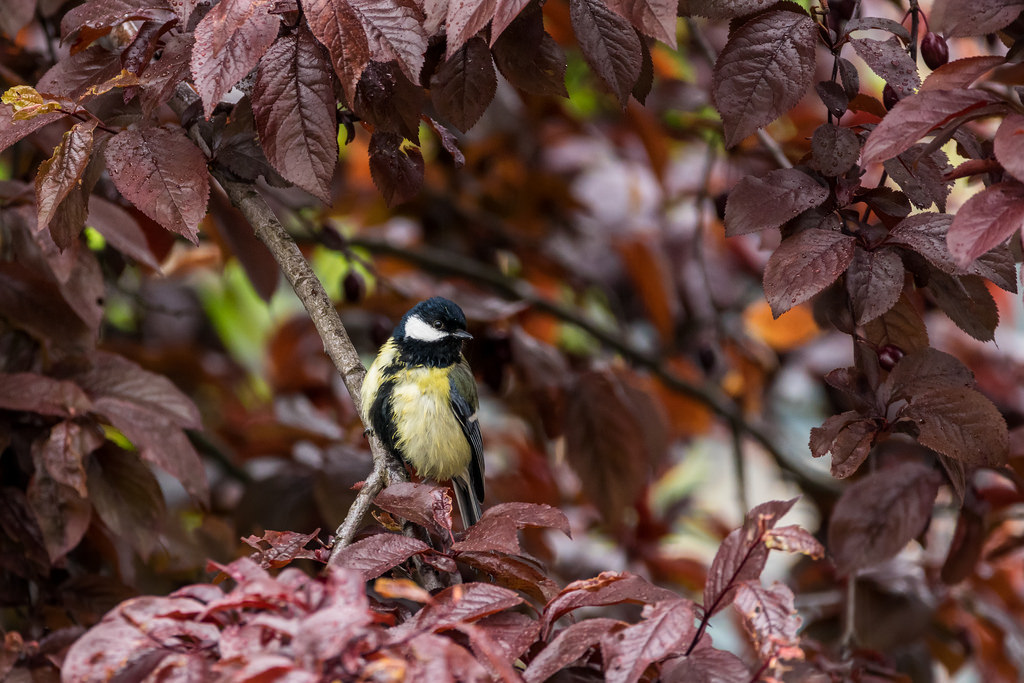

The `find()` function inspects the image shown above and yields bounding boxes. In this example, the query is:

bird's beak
[453,330,473,340]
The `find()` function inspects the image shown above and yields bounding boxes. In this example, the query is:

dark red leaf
[32,419,102,497]
[523,618,625,683]
[244,529,321,567]
[846,246,904,325]
[330,533,430,579]
[374,481,453,535]
[453,504,565,555]
[882,348,975,402]
[888,212,958,272]
[36,45,123,99]
[994,113,1024,183]
[733,581,801,659]
[105,125,210,243]
[475,612,542,661]
[0,372,93,417]
[809,410,877,478]
[305,0,371,104]
[60,0,177,51]
[920,55,1004,92]
[430,37,497,132]
[810,122,860,176]
[927,270,999,341]
[899,385,1008,467]
[764,525,825,559]
[883,144,953,211]
[726,168,830,235]
[602,599,695,683]
[842,16,911,40]
[564,368,651,522]
[850,36,920,98]
[86,445,166,559]
[190,0,279,118]
[604,0,677,47]
[861,89,1002,166]
[403,582,524,632]
[815,80,848,118]
[457,551,560,604]
[679,0,775,18]
[253,26,339,202]
[481,501,571,536]
[0,105,64,155]
[940,501,986,583]
[35,120,96,232]
[445,0,495,57]
[0,486,50,573]
[491,6,568,97]
[541,571,679,637]
[712,9,817,147]
[660,645,750,681]
[368,130,424,206]
[862,293,929,354]
[569,0,642,107]
[947,181,1024,267]
[828,461,941,573]
[85,196,161,269]
[491,0,531,42]
[27,470,91,562]
[763,228,856,318]
[931,0,1024,37]
[138,32,194,115]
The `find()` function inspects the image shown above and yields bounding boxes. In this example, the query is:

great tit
[361,297,485,527]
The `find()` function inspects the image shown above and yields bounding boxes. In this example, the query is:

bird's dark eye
[432,320,443,329]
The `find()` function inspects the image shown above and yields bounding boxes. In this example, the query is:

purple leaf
[927,270,999,341]
[191,0,280,118]
[330,533,430,580]
[931,0,1024,37]
[846,246,904,325]
[712,9,816,147]
[445,0,495,57]
[883,144,953,211]
[305,0,372,104]
[0,372,93,417]
[492,7,567,97]
[374,481,453,534]
[828,461,941,573]
[809,410,877,478]
[851,36,920,98]
[921,55,1004,91]
[523,618,625,683]
[27,470,91,562]
[105,125,209,242]
[899,386,1009,467]
[32,420,102,497]
[601,600,695,683]
[763,228,856,318]
[811,122,861,176]
[86,196,162,270]
[430,37,497,133]
[35,121,96,231]
[253,26,339,203]
[86,445,166,559]
[994,113,1024,183]
[368,130,424,206]
[569,0,642,107]
[725,169,829,237]
[541,571,679,638]
[733,581,801,659]
[604,0,678,47]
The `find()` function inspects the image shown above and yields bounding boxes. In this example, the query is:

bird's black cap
[393,297,470,366]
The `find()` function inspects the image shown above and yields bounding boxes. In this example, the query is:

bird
[361,297,485,528]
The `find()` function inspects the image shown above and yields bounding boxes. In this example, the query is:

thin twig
[840,573,858,656]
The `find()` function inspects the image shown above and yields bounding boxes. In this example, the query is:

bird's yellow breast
[390,366,471,481]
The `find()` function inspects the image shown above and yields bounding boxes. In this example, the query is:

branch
[169,85,401,559]
[346,237,838,498]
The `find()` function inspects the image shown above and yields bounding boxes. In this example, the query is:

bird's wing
[449,361,485,506]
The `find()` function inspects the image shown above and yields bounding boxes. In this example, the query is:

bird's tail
[452,474,482,529]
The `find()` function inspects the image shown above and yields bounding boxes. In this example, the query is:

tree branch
[346,237,838,498]
[169,85,401,560]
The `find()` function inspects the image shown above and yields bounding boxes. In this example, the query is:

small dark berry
[877,344,905,371]
[921,32,949,70]
[882,83,899,110]
[342,271,365,303]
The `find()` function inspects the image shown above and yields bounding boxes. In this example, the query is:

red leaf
[253,26,339,203]
[457,552,560,604]
[87,445,166,559]
[660,644,750,681]
[733,581,802,659]
[921,55,1004,92]
[809,410,878,478]
[27,470,91,562]
[888,212,960,273]
[703,499,796,617]
[828,461,941,573]
[60,0,177,51]
[994,113,1024,183]
[763,228,856,318]
[403,582,524,632]
[430,37,497,132]
[846,246,904,325]
[523,618,625,683]
[882,348,974,400]
[368,131,424,206]
[931,0,1024,37]
[927,271,1000,341]
[491,0,531,42]
[139,32,194,115]
[541,571,679,637]
[679,0,775,18]
[0,105,64,155]
[850,36,920,98]
[481,501,571,536]
[811,122,861,176]
[861,89,1002,166]
[330,533,429,579]
[947,181,1024,267]
[475,612,542,661]
[445,0,495,57]
[883,145,953,211]
[105,125,210,243]
[899,386,1008,467]
[86,196,162,270]
[712,9,817,147]
[492,7,567,97]
[569,0,642,107]
[764,525,825,559]
[353,0,427,82]
[374,481,453,535]
[354,60,425,140]
[35,120,96,231]
[305,0,371,104]
[602,599,695,683]
[32,419,102,497]
[0,372,93,417]
[725,169,829,236]
[190,0,280,118]
[604,0,677,47]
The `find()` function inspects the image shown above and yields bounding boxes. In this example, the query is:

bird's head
[394,297,472,366]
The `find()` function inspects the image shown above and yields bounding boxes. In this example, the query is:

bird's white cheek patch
[404,315,447,342]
